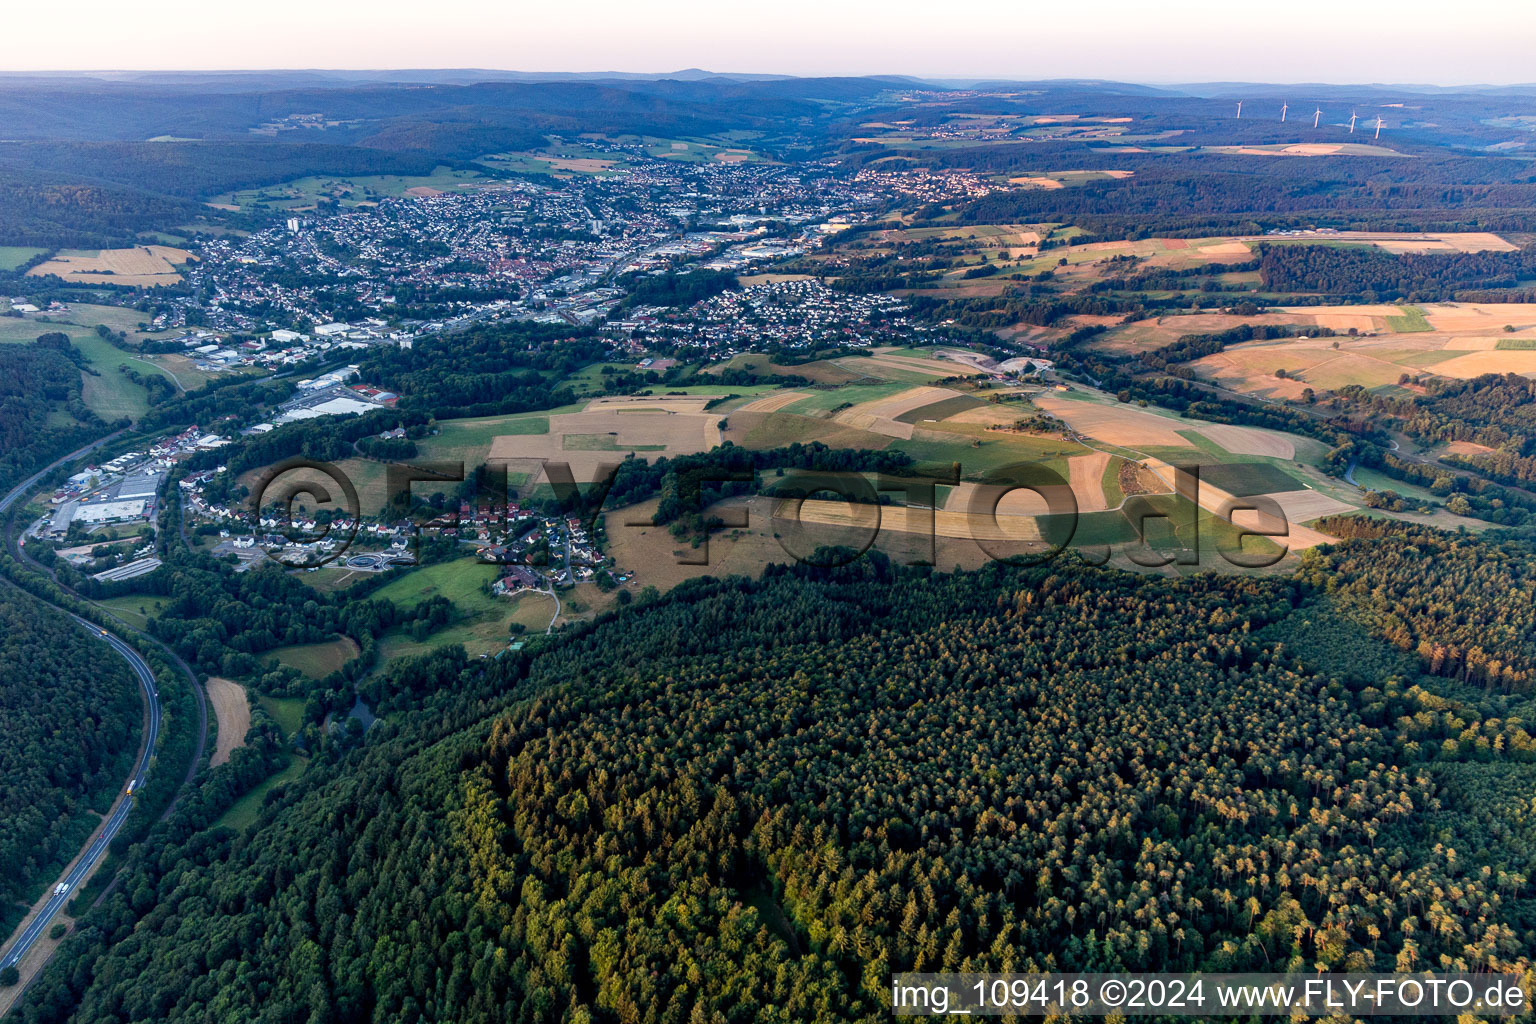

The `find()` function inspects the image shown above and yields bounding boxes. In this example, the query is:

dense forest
[1257,243,1536,300]
[14,548,1536,1022]
[0,588,138,933]
[934,159,1536,237]
[0,337,108,497]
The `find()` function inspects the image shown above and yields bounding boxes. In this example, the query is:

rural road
[0,617,161,972]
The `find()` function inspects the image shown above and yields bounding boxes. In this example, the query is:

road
[0,434,166,976]
[0,617,160,971]
[0,431,126,518]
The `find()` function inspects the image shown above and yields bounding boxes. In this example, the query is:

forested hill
[0,588,139,936]
[18,554,1533,1023]
[0,337,106,498]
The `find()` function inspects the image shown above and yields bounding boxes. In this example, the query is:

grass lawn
[0,246,46,270]
[370,557,501,612]
[72,335,180,422]
[217,757,308,831]
[93,595,168,631]
[1198,462,1306,495]
[266,636,361,679]
[897,425,1080,480]
[215,167,486,211]
[1349,465,1442,503]
[779,382,909,414]
[257,695,306,736]
[841,360,957,386]
[561,362,641,395]
[895,395,985,424]
[0,319,178,420]
[409,408,580,466]
[1386,305,1433,333]
[371,557,520,662]
[0,317,94,345]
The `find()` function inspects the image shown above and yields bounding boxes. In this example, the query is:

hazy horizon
[5,0,1534,86]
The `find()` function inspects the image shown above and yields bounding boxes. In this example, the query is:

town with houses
[12,151,1007,623]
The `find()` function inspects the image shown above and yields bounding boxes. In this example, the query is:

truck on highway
[54,882,70,896]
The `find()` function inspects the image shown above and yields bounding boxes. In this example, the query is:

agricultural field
[1177,302,1536,399]
[485,394,725,485]
[27,245,193,287]
[91,595,168,632]
[0,315,183,420]
[71,335,181,421]
[639,137,770,163]
[211,167,486,211]
[206,677,250,769]
[0,246,46,270]
[265,636,361,679]
[370,557,513,662]
[257,695,306,738]
[1199,142,1408,158]
[478,142,633,177]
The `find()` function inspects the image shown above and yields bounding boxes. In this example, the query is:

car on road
[54,883,70,896]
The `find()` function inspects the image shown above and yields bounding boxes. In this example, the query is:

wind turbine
[1236,101,1243,119]
[1281,102,1289,122]
[1375,115,1384,140]
[1348,111,1358,134]
[1313,107,1323,128]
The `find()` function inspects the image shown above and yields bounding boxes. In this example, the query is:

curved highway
[0,436,163,973]
[0,619,160,971]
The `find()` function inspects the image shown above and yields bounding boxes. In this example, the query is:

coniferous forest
[14,546,1536,1023]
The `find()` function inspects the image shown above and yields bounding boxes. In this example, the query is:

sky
[3,0,1533,84]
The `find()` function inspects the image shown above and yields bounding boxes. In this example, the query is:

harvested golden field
[1422,302,1536,332]
[207,677,250,769]
[545,157,618,172]
[1197,241,1252,256]
[29,245,193,287]
[488,397,722,480]
[1432,350,1536,379]
[603,496,793,592]
[1068,451,1111,511]
[829,385,965,440]
[1193,423,1296,459]
[1088,313,1313,355]
[1143,459,1339,552]
[845,350,982,381]
[739,390,811,413]
[829,411,914,439]
[1443,440,1498,455]
[783,497,1045,544]
[723,411,896,451]
[1252,488,1355,525]
[1033,395,1194,448]
[1194,344,1412,393]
